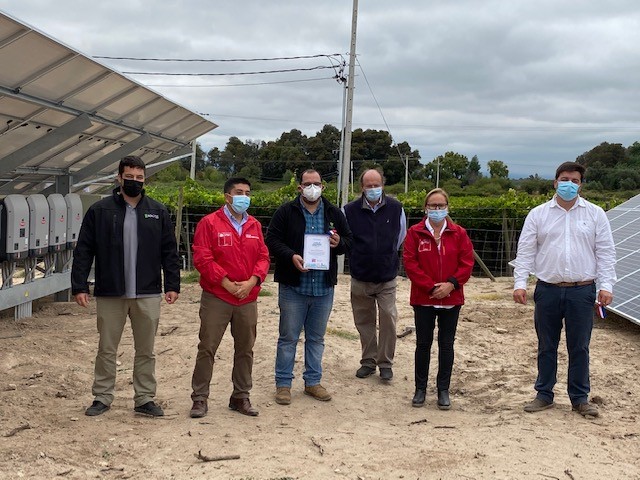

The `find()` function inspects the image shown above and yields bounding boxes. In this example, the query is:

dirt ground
[1,275,640,480]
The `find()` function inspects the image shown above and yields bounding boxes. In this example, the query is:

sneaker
[275,387,291,405]
[134,401,164,417]
[85,400,110,416]
[304,384,332,402]
[572,402,599,418]
[379,368,393,381]
[355,365,376,378]
[524,397,554,413]
[190,400,208,418]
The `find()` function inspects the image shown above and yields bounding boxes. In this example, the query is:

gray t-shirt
[123,203,159,299]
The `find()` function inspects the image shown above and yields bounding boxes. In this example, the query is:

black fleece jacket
[71,188,180,297]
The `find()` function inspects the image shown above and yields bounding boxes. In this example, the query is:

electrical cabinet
[1,194,30,261]
[47,193,67,252]
[26,194,49,256]
[65,193,83,248]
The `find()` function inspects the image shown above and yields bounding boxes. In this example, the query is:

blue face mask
[364,187,383,202]
[427,209,448,223]
[230,194,250,214]
[556,181,579,201]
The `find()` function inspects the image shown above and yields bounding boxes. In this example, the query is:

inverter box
[1,194,29,261]
[27,194,49,256]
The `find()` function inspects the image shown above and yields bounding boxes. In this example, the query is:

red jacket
[193,208,270,306]
[403,218,474,306]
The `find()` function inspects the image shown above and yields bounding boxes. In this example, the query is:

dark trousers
[191,291,257,401]
[413,305,461,391]
[533,282,596,405]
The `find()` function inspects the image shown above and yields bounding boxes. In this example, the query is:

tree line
[157,125,640,193]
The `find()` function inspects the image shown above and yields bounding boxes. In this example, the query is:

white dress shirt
[513,195,616,293]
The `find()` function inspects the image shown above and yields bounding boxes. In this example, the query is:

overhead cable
[122,65,338,76]
[95,53,345,62]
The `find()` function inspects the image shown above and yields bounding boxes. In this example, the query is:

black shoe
[412,389,426,407]
[355,365,376,378]
[379,368,393,381]
[437,390,451,410]
[134,401,164,417]
[85,400,110,416]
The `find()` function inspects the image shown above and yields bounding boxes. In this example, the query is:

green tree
[487,160,509,178]
[423,152,469,184]
[462,155,482,186]
[627,141,640,166]
[576,142,628,168]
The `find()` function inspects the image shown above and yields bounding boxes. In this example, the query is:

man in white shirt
[513,162,616,418]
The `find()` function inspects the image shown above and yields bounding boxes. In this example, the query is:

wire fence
[172,206,527,279]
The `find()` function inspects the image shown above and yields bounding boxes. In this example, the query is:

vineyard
[147,178,628,278]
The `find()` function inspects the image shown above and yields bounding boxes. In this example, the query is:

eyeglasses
[301,182,322,187]
[426,203,448,210]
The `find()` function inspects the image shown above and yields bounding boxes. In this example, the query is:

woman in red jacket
[403,188,474,409]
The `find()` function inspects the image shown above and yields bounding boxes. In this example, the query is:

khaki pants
[350,278,398,369]
[191,291,257,401]
[93,296,161,407]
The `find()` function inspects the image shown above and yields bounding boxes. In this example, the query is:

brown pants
[191,291,257,401]
[350,278,398,369]
[93,296,161,407]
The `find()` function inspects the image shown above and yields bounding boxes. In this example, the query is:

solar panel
[0,11,217,195]
[606,194,640,326]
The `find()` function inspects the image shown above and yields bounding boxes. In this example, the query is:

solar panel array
[0,11,217,196]
[606,194,640,326]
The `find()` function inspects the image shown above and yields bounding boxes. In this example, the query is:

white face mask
[302,184,322,202]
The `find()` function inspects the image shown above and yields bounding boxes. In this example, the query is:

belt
[539,280,594,288]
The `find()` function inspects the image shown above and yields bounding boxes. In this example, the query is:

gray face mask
[302,184,322,202]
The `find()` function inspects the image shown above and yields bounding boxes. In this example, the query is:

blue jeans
[533,281,596,405]
[275,285,334,387]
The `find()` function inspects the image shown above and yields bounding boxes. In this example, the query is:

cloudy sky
[2,1,640,178]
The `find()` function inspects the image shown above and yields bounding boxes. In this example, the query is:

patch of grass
[181,269,200,284]
[258,289,273,296]
[326,327,359,341]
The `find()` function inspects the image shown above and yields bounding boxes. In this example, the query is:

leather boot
[437,390,451,410]
[412,388,426,407]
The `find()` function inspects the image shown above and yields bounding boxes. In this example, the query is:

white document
[303,234,331,270]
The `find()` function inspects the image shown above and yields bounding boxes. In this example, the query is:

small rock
[7,384,17,391]
[70,417,79,421]
[496,327,508,334]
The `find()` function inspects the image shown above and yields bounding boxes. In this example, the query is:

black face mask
[122,179,144,197]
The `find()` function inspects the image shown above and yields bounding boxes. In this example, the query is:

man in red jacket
[189,177,270,418]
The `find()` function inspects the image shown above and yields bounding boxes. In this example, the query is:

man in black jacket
[266,169,352,406]
[72,155,180,417]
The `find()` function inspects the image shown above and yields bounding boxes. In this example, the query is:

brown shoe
[572,402,599,418]
[524,397,554,413]
[275,387,291,405]
[228,396,259,416]
[190,400,208,418]
[304,384,332,402]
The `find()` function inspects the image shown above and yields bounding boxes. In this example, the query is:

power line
[95,53,345,62]
[146,76,335,88]
[122,65,337,76]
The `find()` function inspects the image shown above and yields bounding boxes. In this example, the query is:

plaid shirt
[292,199,333,297]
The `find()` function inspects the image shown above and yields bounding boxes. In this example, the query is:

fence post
[175,186,184,248]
